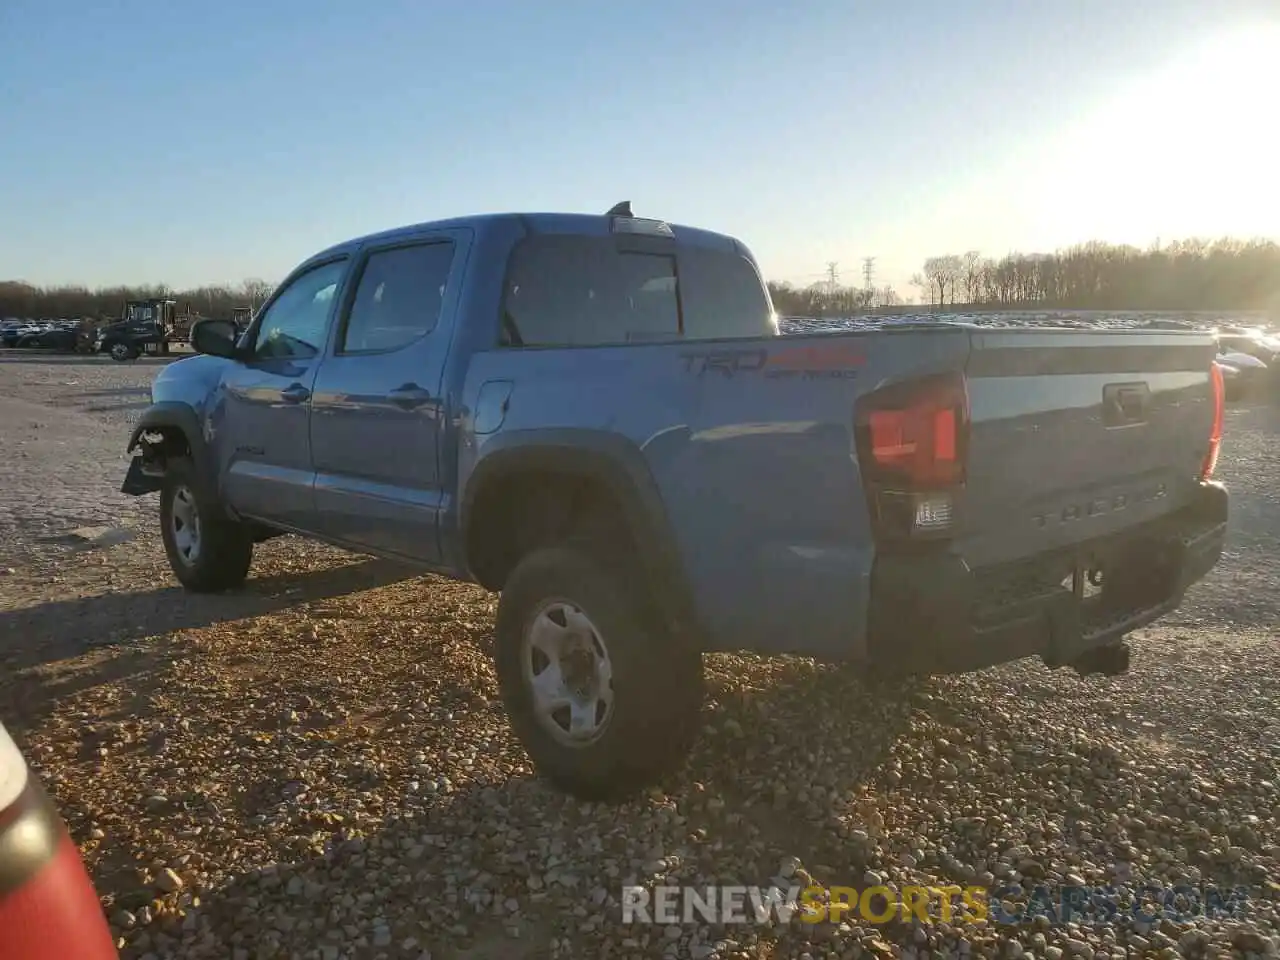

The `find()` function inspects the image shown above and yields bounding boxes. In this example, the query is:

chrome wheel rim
[110,343,129,360]
[522,600,614,747]
[170,485,201,565]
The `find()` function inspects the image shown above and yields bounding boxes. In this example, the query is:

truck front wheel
[159,458,254,592]
[108,341,138,361]
[495,544,704,801]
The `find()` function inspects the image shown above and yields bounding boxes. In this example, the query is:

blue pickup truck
[121,205,1228,799]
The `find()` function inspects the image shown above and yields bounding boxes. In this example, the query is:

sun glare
[1037,23,1280,246]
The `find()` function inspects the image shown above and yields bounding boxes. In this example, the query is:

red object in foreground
[0,724,118,960]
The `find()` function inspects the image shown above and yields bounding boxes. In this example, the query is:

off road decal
[681,344,866,379]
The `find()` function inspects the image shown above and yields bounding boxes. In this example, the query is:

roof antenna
[605,201,632,217]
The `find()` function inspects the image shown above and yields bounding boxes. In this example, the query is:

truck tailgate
[959,330,1218,569]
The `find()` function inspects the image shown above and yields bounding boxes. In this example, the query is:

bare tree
[960,251,982,305]
[909,273,930,306]
[239,277,275,313]
[924,257,963,307]
[915,237,1280,311]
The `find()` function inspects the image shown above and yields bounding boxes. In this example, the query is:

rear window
[677,246,775,339]
[501,235,774,347]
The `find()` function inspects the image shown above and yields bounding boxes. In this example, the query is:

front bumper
[868,481,1228,675]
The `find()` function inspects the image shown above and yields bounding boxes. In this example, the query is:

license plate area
[1061,554,1111,634]
[1067,544,1178,631]
[1061,556,1105,601]
[972,531,1181,631]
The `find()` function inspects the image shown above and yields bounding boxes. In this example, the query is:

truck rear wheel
[160,458,253,592]
[495,544,704,801]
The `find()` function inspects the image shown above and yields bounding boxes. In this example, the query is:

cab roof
[304,211,744,266]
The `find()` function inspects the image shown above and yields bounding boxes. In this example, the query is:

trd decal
[680,349,767,378]
[765,344,867,372]
[764,343,865,379]
[680,344,866,379]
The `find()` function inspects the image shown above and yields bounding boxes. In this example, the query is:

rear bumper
[868,481,1228,674]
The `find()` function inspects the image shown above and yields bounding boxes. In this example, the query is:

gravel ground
[1,352,1279,960]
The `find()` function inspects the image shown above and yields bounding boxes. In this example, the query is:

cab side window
[339,242,455,354]
[252,259,347,360]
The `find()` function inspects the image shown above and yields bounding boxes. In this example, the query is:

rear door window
[339,241,455,354]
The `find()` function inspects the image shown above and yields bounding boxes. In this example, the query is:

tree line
[907,238,1280,312]
[5,236,1279,321]
[0,279,274,322]
[766,281,902,319]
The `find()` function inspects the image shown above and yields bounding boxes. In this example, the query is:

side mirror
[190,319,241,359]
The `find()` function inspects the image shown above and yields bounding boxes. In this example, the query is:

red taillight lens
[1201,362,1224,480]
[855,372,969,541]
[857,373,969,488]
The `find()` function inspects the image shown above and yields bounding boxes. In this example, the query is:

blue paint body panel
[142,211,1224,662]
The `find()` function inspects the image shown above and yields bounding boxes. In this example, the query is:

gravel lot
[1,352,1279,960]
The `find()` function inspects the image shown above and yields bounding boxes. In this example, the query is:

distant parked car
[1217,350,1267,400]
[1217,332,1280,365]
[1215,359,1242,398]
[1,322,40,347]
[1142,318,1200,331]
[16,326,79,352]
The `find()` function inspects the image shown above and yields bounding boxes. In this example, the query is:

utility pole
[825,261,839,296]
[862,257,876,290]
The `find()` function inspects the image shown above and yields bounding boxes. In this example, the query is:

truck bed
[464,323,1225,669]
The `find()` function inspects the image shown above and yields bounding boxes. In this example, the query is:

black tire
[159,457,253,592]
[495,543,704,801]
[108,341,138,361]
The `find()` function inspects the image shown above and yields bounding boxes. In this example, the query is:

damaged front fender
[121,402,210,496]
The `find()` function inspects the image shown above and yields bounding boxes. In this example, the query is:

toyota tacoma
[120,205,1229,799]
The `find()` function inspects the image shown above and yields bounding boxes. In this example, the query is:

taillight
[855,372,969,541]
[1201,362,1224,480]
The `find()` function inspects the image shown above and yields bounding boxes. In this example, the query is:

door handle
[280,383,311,404]
[389,384,432,409]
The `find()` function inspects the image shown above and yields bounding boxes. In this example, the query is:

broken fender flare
[125,402,212,487]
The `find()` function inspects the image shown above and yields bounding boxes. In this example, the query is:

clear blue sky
[1,0,1276,298]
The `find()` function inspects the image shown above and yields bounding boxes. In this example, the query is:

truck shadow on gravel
[0,558,418,729]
